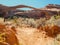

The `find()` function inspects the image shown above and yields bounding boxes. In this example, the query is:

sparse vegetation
[5,17,47,28]
[0,15,60,45]
[0,4,60,45]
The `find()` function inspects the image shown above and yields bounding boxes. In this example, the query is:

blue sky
[0,0,60,8]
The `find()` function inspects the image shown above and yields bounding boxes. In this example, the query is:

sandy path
[16,27,60,45]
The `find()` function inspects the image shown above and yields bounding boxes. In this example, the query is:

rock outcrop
[0,4,60,21]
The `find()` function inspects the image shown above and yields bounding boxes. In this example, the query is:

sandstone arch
[0,4,55,21]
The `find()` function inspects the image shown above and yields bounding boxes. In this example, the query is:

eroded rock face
[0,24,19,45]
[0,4,60,20]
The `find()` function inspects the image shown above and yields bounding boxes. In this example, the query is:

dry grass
[0,15,60,45]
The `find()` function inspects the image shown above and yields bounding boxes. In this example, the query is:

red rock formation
[0,24,19,45]
[0,4,60,21]
[0,4,38,21]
